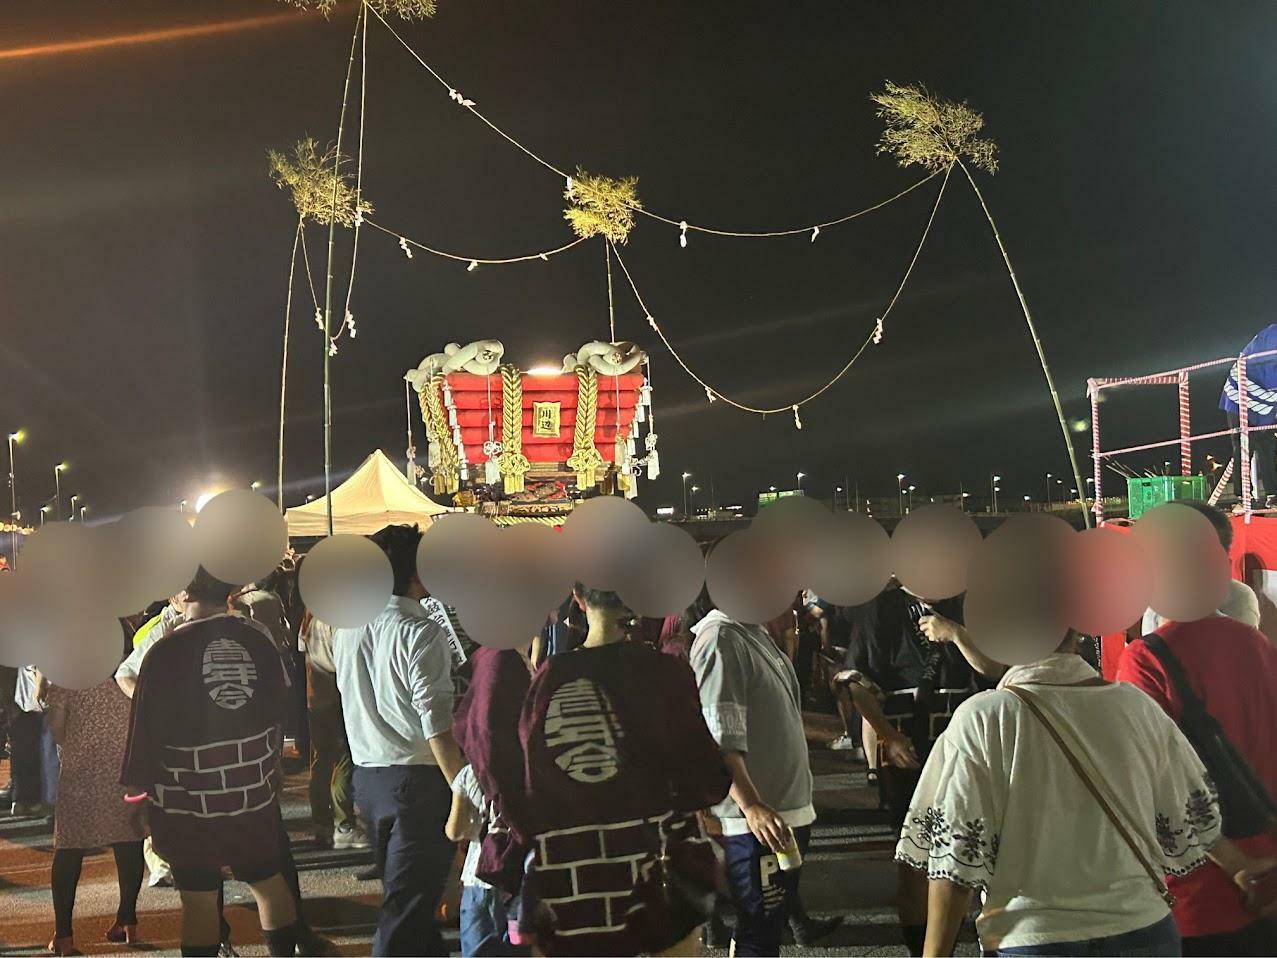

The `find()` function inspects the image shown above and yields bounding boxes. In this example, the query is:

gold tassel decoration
[497,364,530,493]
[419,375,460,494]
[566,365,605,489]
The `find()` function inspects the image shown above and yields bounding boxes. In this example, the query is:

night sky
[4,1,1277,521]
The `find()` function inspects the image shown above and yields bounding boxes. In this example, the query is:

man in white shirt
[332,524,464,957]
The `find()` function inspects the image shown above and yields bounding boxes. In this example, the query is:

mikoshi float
[404,339,657,522]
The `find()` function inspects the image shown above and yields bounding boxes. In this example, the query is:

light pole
[835,485,844,510]
[39,505,49,527]
[796,471,806,493]
[79,505,87,523]
[7,430,25,569]
[54,462,67,520]
[690,485,701,516]
[682,472,692,518]
[991,474,1002,514]
[897,473,906,517]
[179,499,189,514]
[908,484,917,511]
[251,480,263,491]
[961,491,972,512]
[69,494,80,521]
[1045,472,1053,510]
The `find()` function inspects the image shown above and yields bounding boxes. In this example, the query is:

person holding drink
[689,592,816,957]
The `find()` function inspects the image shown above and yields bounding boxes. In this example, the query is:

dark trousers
[1182,918,1277,956]
[10,710,57,806]
[1228,410,1277,500]
[354,764,453,957]
[52,842,145,937]
[719,825,812,957]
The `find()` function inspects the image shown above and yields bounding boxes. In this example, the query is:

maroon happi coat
[121,613,289,873]
[503,642,731,956]
[452,645,534,890]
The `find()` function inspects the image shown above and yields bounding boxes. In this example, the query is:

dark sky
[4,1,1277,520]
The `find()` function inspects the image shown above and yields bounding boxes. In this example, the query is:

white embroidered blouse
[894,653,1220,952]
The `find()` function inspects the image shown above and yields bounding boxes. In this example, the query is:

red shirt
[1116,617,1277,937]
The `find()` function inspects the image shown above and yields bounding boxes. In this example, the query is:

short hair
[572,582,628,612]
[370,524,423,596]
[1167,500,1233,553]
[185,566,238,604]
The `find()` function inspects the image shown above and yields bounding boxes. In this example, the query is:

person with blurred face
[121,567,298,957]
[899,629,1277,957]
[1119,500,1277,956]
[331,524,465,957]
[500,584,730,957]
[688,589,815,957]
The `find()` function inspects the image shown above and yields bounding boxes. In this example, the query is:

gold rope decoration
[419,374,459,494]
[566,365,605,489]
[497,363,530,493]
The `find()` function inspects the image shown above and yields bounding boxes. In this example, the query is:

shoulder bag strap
[1005,685,1175,907]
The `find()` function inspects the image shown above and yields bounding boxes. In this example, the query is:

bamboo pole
[957,160,1091,528]
[320,4,364,537]
[277,217,302,513]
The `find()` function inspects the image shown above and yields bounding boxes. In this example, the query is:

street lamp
[835,485,844,510]
[682,472,692,518]
[960,491,972,513]
[1045,473,1053,509]
[69,494,80,520]
[991,474,1002,514]
[251,480,263,491]
[796,471,805,492]
[79,505,88,523]
[54,462,67,519]
[179,499,189,513]
[690,484,701,515]
[7,430,24,569]
[908,484,917,511]
[897,473,907,517]
[39,505,49,527]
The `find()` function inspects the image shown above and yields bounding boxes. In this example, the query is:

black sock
[263,921,300,958]
[902,922,927,957]
[180,945,220,957]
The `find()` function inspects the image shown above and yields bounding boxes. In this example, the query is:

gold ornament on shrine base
[564,169,641,244]
[419,375,460,493]
[871,82,998,174]
[268,138,374,226]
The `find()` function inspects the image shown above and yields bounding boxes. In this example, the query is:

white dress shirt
[333,595,454,767]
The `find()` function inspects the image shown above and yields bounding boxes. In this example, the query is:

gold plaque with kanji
[532,401,561,437]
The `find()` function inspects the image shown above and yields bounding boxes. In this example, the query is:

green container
[1126,475,1207,519]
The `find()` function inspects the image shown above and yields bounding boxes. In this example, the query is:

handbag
[1140,635,1277,840]
[1005,684,1176,907]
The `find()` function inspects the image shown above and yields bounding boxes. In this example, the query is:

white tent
[285,449,451,536]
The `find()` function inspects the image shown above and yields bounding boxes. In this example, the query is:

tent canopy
[285,449,451,537]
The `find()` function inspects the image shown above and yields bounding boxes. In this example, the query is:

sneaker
[829,734,858,751]
[790,913,844,946]
[333,825,371,850]
[295,927,341,957]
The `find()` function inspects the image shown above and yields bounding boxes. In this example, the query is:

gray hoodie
[689,610,815,836]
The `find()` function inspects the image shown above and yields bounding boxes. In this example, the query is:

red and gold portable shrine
[409,341,658,512]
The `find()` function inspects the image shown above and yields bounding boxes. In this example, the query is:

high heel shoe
[104,921,140,945]
[47,936,81,956]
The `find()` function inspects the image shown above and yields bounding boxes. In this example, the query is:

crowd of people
[1,498,1276,957]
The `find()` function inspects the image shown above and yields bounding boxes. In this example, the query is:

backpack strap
[1140,634,1207,717]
